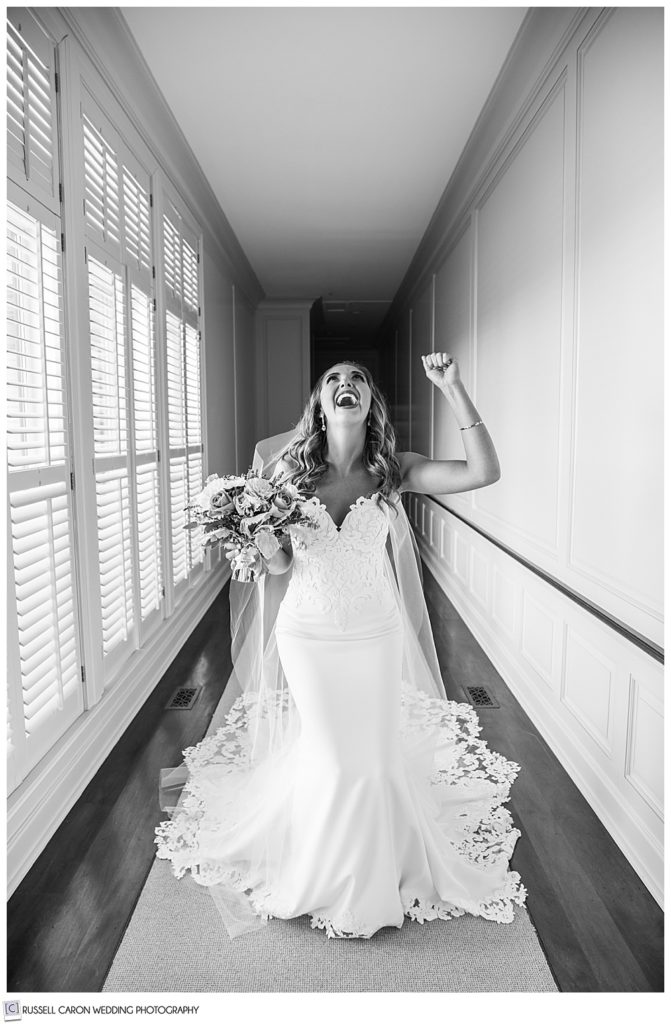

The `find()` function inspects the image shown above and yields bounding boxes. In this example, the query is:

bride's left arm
[398,353,501,495]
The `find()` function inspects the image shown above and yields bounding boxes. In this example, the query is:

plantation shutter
[162,199,204,598]
[82,94,162,681]
[6,186,84,788]
[6,8,60,211]
[87,251,135,668]
[131,284,163,621]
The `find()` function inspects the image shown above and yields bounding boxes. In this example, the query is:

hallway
[6,5,664,999]
[7,570,663,993]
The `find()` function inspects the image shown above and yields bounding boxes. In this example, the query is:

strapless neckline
[311,492,381,532]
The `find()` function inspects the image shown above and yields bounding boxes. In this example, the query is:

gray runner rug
[103,687,557,993]
[103,859,557,993]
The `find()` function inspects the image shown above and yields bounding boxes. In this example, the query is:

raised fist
[421,352,460,388]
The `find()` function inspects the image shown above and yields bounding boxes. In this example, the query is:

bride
[155,353,527,939]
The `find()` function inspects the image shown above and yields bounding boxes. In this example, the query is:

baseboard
[419,538,664,908]
[7,562,230,897]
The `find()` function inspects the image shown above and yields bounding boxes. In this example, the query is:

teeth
[336,392,358,407]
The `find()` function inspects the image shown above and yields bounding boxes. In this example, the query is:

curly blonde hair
[279,361,402,509]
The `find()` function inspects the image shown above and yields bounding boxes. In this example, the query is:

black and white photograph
[4,1,666,1007]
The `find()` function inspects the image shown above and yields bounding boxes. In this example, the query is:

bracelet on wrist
[459,419,484,431]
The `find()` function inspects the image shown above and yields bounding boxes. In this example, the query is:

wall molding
[474,67,568,216]
[520,591,558,690]
[566,550,661,623]
[413,494,663,908]
[560,627,615,758]
[436,501,663,664]
[381,7,593,333]
[624,674,664,819]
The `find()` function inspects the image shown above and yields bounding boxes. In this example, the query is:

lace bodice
[279,494,398,631]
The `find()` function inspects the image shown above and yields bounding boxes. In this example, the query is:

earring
[320,413,326,432]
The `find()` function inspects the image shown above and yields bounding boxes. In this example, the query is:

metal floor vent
[463,685,499,708]
[165,685,202,710]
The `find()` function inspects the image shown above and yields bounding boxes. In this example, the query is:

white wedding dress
[155,493,527,938]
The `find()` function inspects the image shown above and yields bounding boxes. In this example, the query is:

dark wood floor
[7,570,664,993]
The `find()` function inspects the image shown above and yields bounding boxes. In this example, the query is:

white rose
[246,476,274,500]
[254,529,280,561]
[194,476,228,511]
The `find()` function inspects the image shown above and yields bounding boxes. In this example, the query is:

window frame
[152,170,207,617]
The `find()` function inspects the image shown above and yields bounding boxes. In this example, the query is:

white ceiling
[121,6,526,322]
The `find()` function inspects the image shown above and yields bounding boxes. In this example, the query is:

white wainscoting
[409,494,664,907]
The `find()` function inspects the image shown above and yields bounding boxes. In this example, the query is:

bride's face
[319,364,372,426]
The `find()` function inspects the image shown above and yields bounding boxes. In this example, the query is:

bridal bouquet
[185,469,315,582]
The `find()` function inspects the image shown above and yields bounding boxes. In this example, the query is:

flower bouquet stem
[230,545,263,583]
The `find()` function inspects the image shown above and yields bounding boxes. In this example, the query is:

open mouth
[335,390,359,408]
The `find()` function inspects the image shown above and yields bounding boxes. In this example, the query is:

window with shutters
[6,8,60,209]
[160,193,204,600]
[6,9,210,795]
[6,11,85,789]
[81,92,163,681]
[5,9,84,790]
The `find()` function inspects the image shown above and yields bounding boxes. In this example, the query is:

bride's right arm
[263,535,293,575]
[223,533,293,576]
[263,455,296,574]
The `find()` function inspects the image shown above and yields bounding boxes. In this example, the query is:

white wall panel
[492,566,518,642]
[470,548,489,609]
[428,508,436,548]
[409,280,434,456]
[474,84,565,556]
[454,532,469,585]
[570,9,664,619]
[440,518,452,567]
[521,593,557,690]
[562,628,614,756]
[626,673,664,819]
